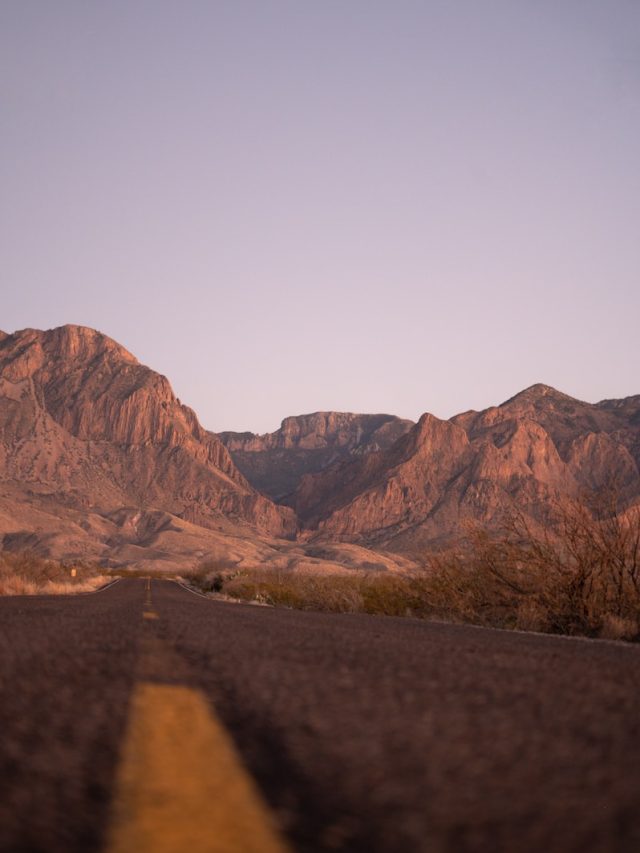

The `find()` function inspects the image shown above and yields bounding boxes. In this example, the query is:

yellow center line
[143,578,154,615]
[105,682,290,853]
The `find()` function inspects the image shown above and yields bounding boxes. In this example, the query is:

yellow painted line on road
[105,682,290,853]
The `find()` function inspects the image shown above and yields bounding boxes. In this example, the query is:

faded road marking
[105,682,290,853]
[142,612,158,620]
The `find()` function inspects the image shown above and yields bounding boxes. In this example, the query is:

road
[0,578,639,853]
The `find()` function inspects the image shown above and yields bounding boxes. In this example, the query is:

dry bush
[223,571,365,612]
[182,558,242,593]
[183,490,640,642]
[599,613,638,641]
[36,576,111,595]
[189,568,432,617]
[0,575,39,595]
[359,574,427,617]
[425,492,640,639]
[0,551,109,596]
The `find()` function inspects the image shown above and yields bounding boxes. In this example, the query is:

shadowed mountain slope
[219,412,414,500]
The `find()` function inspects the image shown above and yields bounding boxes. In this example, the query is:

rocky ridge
[0,326,295,550]
[219,412,414,500]
[1,325,639,568]
[291,385,640,554]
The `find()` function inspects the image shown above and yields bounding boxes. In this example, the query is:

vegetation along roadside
[185,493,640,643]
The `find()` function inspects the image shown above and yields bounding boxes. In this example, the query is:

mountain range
[1,325,638,571]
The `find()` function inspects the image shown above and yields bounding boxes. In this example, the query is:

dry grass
[0,551,110,596]
[185,492,640,642]
[185,566,432,616]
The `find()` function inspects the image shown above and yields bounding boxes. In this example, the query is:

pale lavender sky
[2,1,639,432]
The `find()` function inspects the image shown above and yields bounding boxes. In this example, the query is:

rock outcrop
[0,325,295,542]
[219,412,414,500]
[292,385,640,554]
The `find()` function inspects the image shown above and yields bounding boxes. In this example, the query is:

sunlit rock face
[0,325,296,542]
[1,325,639,564]
[219,412,414,500]
[290,385,640,554]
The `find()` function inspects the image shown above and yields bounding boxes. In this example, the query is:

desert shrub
[359,574,423,616]
[425,493,640,639]
[182,571,227,593]
[182,558,241,594]
[598,613,638,641]
[0,551,109,595]
[215,569,438,617]
[214,569,431,615]
[183,491,640,642]
[222,571,365,612]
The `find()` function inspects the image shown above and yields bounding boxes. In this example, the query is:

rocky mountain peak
[404,411,469,457]
[0,325,139,384]
[512,382,562,397]
[500,383,581,408]
[414,411,452,437]
[42,324,139,364]
[0,324,295,539]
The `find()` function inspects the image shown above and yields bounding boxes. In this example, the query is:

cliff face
[0,326,295,540]
[2,327,638,565]
[219,412,414,500]
[293,385,640,553]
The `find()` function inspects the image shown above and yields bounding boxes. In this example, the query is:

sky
[2,1,639,433]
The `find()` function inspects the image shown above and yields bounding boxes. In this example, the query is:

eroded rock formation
[1,325,639,566]
[291,385,640,554]
[0,326,295,544]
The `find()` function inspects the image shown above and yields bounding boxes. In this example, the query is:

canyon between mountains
[1,324,639,574]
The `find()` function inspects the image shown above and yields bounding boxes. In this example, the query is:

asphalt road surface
[0,578,639,853]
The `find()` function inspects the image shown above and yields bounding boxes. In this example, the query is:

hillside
[219,412,414,500]
[0,325,296,564]
[1,326,638,568]
[292,384,640,554]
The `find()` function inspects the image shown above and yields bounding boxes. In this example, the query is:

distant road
[1,579,639,853]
